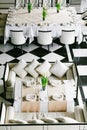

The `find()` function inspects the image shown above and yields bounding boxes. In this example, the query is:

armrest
[0,102,6,124]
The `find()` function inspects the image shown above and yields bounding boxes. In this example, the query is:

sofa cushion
[36,60,51,77]
[50,60,69,78]
[55,116,78,123]
[27,119,44,124]
[9,119,28,124]
[12,59,27,79]
[6,70,16,87]
[25,59,39,78]
[41,117,58,123]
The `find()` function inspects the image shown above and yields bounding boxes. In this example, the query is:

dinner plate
[26,94,36,101]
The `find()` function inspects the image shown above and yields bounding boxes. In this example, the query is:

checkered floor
[0,37,87,104]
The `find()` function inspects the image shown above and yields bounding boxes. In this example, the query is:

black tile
[75,57,87,65]
[30,47,50,58]
[54,46,67,57]
[79,76,87,86]
[6,48,26,58]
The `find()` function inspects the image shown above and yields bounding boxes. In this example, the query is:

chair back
[60,30,75,45]
[10,30,26,45]
[37,30,53,46]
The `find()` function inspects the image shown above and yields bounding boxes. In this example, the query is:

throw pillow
[50,60,69,78]
[9,119,27,124]
[36,60,51,77]
[27,119,44,124]
[41,117,58,123]
[12,67,27,79]
[55,116,78,123]
[12,59,27,78]
[25,59,39,78]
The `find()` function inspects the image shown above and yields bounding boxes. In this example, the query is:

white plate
[26,94,36,101]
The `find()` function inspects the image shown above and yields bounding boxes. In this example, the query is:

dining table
[4,6,83,45]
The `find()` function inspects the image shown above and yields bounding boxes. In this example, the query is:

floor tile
[0,53,14,65]
[6,48,27,58]
[0,65,5,79]
[73,49,87,57]
[42,52,65,62]
[30,47,50,58]
[77,65,87,76]
[17,53,39,62]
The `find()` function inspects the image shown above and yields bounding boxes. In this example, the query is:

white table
[4,7,82,44]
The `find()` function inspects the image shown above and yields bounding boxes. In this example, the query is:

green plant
[41,75,48,90]
[28,3,32,13]
[56,2,61,11]
[42,7,47,20]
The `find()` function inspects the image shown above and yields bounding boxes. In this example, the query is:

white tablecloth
[4,7,82,44]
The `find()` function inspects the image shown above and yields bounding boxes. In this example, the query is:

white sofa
[3,59,80,121]
[3,59,78,100]
[0,102,87,124]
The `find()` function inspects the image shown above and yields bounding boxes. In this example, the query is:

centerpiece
[41,75,48,91]
[27,2,32,13]
[56,2,61,13]
[42,7,47,21]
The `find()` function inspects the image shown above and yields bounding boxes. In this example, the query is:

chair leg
[65,44,73,62]
[48,45,50,51]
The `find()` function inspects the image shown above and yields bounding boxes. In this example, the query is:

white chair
[60,29,75,62]
[10,30,26,53]
[37,30,53,51]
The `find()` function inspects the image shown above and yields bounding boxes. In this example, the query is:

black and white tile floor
[0,38,87,104]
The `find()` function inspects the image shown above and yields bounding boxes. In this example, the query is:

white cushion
[27,119,44,124]
[6,70,16,87]
[17,59,27,68]
[50,60,69,78]
[55,116,78,123]
[25,59,39,78]
[36,60,51,77]
[12,59,27,78]
[74,105,85,122]
[41,117,58,123]
[12,67,27,79]
[9,119,27,124]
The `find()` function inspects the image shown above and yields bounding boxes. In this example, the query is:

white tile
[0,65,5,78]
[0,44,13,52]
[0,53,14,64]
[73,49,87,57]
[77,65,87,76]
[42,43,62,52]
[42,52,65,62]
[22,43,39,52]
[83,86,87,99]
[17,53,39,62]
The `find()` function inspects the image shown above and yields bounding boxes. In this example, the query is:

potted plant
[42,7,47,21]
[41,75,48,90]
[56,2,61,13]
[28,3,32,13]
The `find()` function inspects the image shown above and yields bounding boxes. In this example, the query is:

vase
[43,17,45,21]
[28,9,31,13]
[42,86,46,91]
[57,10,59,13]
